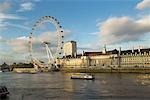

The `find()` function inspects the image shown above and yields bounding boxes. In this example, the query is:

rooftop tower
[102,44,107,54]
[63,41,77,58]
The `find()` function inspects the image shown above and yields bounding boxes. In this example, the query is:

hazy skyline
[0,0,150,64]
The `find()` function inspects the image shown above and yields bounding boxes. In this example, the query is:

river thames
[0,72,150,100]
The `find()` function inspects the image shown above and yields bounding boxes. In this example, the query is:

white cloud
[88,32,99,35]
[9,36,28,45]
[8,36,29,53]
[0,36,7,43]
[0,13,25,20]
[17,36,28,40]
[0,13,25,29]
[5,29,70,63]
[8,29,70,53]
[0,1,27,30]
[17,2,34,12]
[136,0,150,10]
[0,51,29,64]
[0,52,14,64]
[0,37,28,63]
[0,13,26,30]
[0,1,11,13]
[78,43,98,52]
[97,15,150,44]
[5,22,30,30]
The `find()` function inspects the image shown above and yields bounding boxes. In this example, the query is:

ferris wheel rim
[29,16,64,62]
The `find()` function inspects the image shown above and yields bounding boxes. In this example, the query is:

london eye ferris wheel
[29,16,64,69]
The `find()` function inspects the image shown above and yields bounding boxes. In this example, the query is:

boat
[71,73,95,80]
[0,86,9,98]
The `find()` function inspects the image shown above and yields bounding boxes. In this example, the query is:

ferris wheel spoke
[29,16,64,71]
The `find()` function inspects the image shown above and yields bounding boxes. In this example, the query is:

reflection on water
[63,73,74,92]
[136,74,150,86]
[0,72,150,100]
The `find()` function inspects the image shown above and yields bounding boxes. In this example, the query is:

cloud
[0,52,14,64]
[0,36,29,64]
[97,15,150,44]
[0,36,7,43]
[8,36,29,53]
[0,13,26,30]
[8,29,70,53]
[88,32,99,35]
[0,13,25,20]
[11,36,28,44]
[5,22,30,30]
[0,1,11,13]
[17,2,34,12]
[78,44,97,51]
[0,51,30,64]
[0,13,25,29]
[136,0,150,10]
[5,29,70,63]
[0,1,26,30]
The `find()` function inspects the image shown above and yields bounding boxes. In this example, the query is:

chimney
[102,44,107,54]
[132,46,134,53]
[119,47,121,55]
[82,51,85,56]
[138,46,141,52]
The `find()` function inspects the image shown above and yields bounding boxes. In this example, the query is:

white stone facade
[63,41,77,57]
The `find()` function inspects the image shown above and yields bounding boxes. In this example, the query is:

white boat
[71,73,95,80]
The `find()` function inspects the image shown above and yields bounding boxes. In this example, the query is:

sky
[0,0,150,64]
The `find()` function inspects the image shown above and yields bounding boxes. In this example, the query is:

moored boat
[71,73,95,80]
[0,86,9,98]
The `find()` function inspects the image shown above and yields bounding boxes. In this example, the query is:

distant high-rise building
[63,41,77,57]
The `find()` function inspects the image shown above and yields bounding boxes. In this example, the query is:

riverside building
[63,41,77,58]
[60,41,150,68]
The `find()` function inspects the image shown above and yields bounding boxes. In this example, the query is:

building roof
[121,48,150,55]
[140,48,150,53]
[76,54,83,58]
[83,49,119,56]
[81,48,150,56]
[65,41,76,43]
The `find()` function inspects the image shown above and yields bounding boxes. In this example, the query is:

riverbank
[61,67,150,73]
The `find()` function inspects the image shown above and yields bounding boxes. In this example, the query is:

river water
[0,72,150,100]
